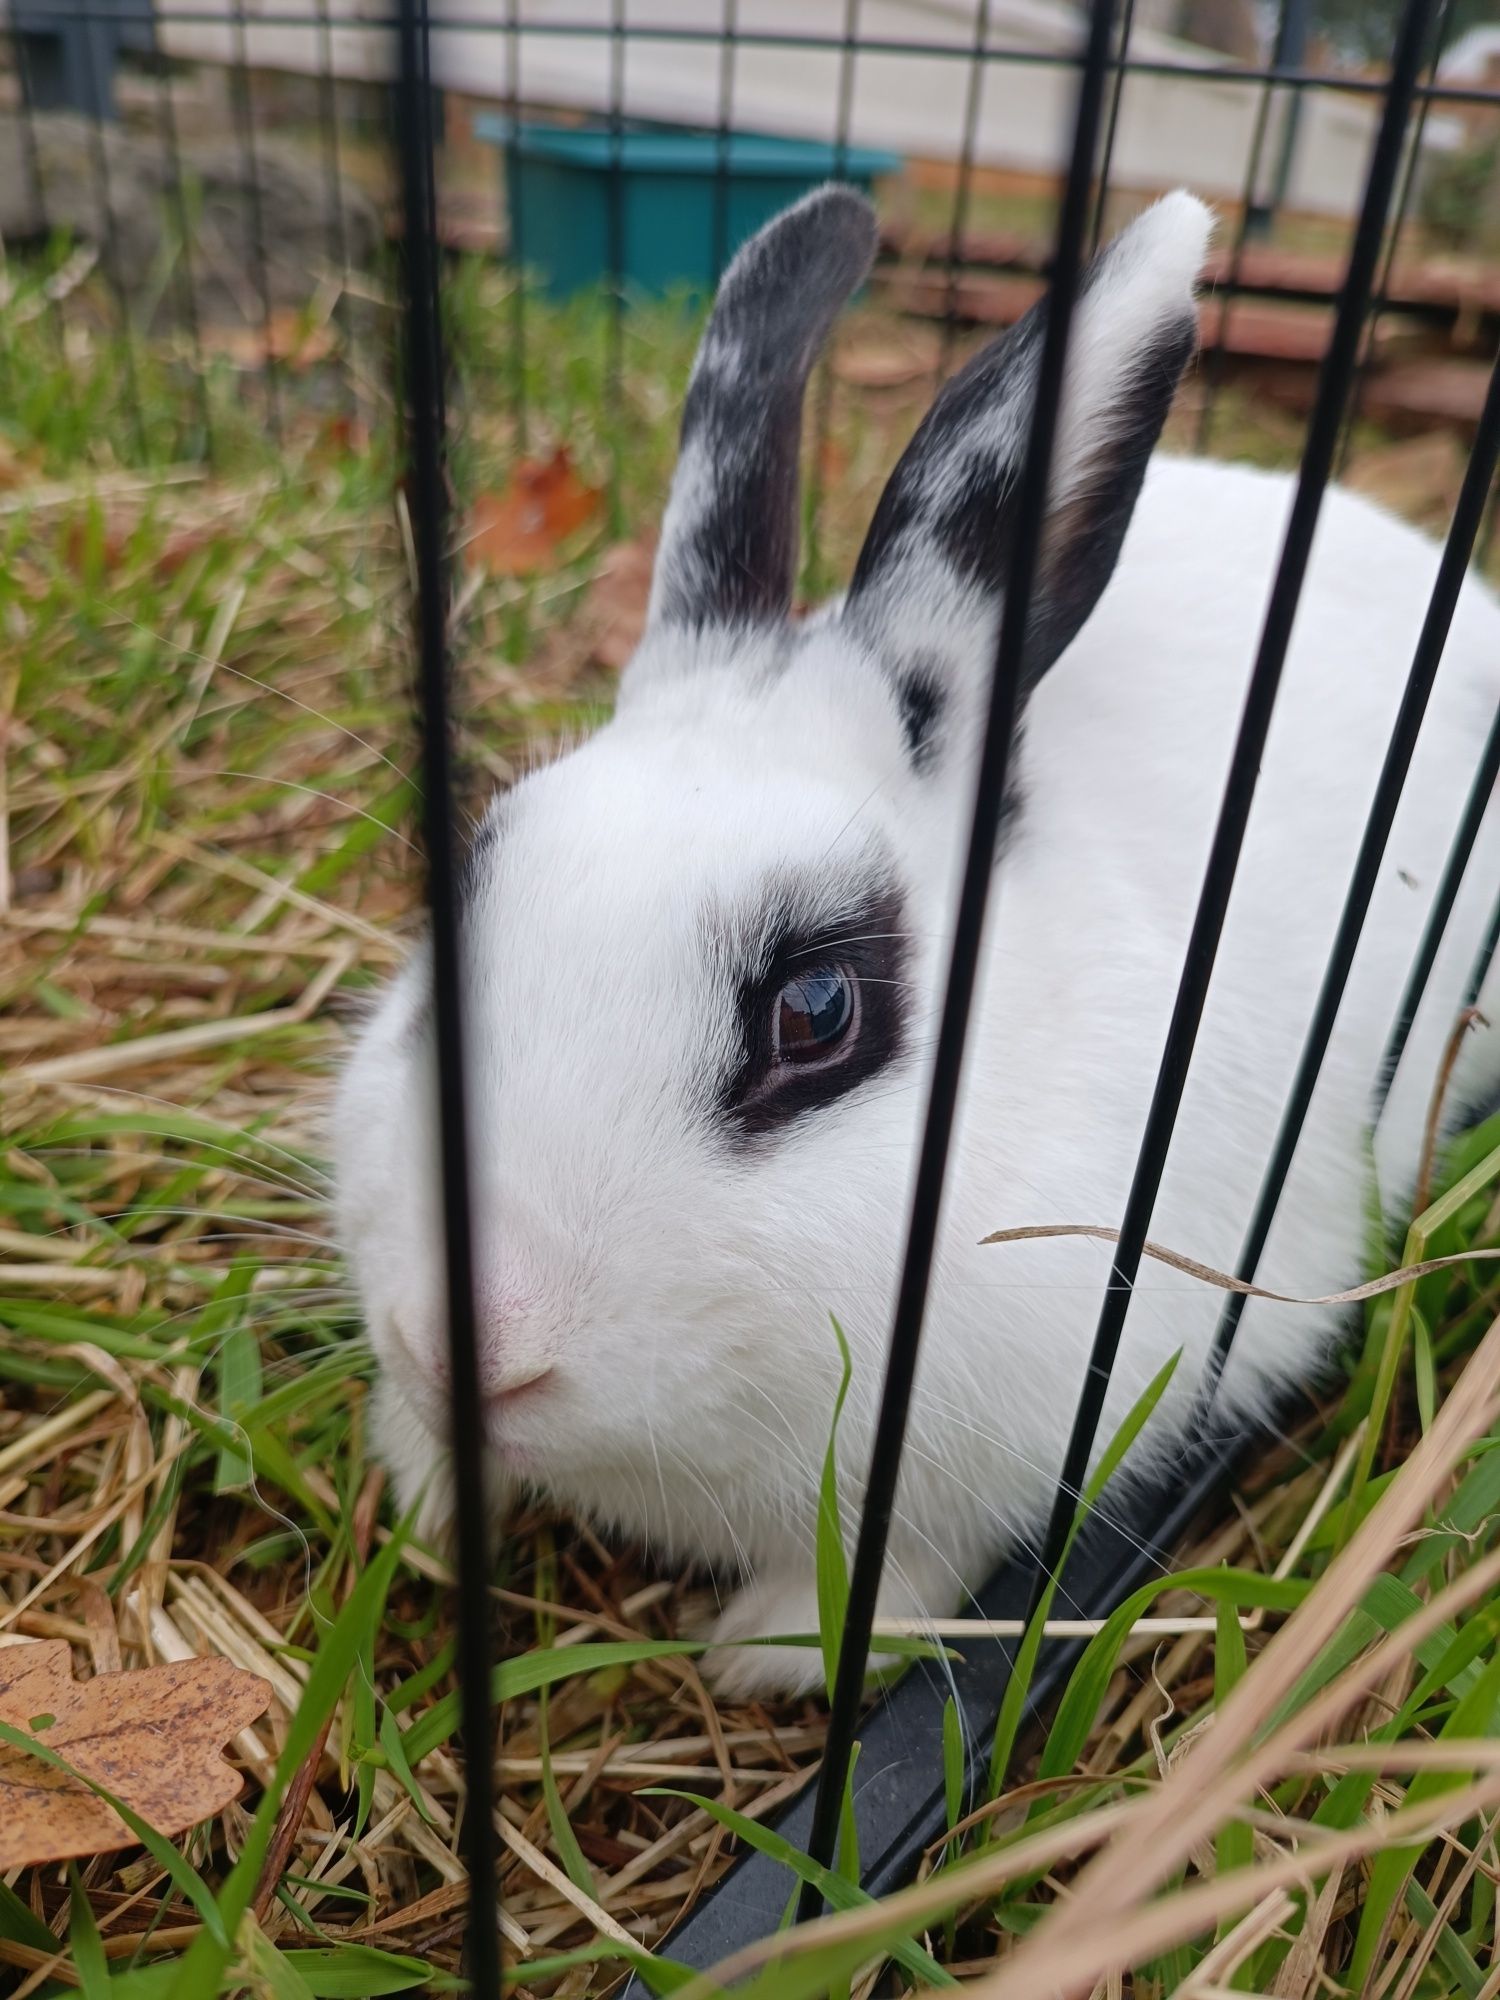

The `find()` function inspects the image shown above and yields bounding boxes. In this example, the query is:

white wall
[152,0,1386,218]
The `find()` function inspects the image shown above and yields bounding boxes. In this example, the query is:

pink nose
[477,1279,552,1400]
[423,1281,551,1401]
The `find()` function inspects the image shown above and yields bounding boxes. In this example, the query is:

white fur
[335,199,1500,1698]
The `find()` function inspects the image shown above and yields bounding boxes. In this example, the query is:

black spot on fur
[894,665,946,768]
[846,237,1198,730]
[651,189,877,632]
[848,307,1039,616]
[458,808,505,904]
[930,455,1022,603]
[660,379,801,628]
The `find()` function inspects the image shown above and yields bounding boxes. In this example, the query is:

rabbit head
[335,185,1211,1652]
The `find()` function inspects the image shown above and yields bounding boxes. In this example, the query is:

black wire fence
[8,0,1500,1982]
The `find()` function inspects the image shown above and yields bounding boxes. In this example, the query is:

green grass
[3,243,1500,1997]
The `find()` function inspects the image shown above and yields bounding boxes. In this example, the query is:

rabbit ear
[646,186,878,633]
[845,192,1211,769]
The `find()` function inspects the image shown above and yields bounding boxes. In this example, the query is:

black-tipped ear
[646,186,878,633]
[845,191,1211,767]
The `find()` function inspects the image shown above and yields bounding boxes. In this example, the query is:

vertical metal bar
[72,12,147,460]
[1339,0,1456,474]
[1375,698,1500,1115]
[937,0,992,383]
[314,0,349,277]
[312,0,351,414]
[605,0,626,522]
[1026,0,1437,1616]
[228,0,281,441]
[804,0,860,592]
[710,0,738,282]
[419,0,442,319]
[1463,887,1500,1012]
[799,0,1120,1915]
[827,0,859,182]
[1205,340,1500,1389]
[505,0,527,450]
[5,22,68,366]
[1483,486,1500,570]
[1195,0,1290,455]
[394,0,501,1986]
[146,0,214,461]
[1246,0,1312,237]
[1089,0,1135,253]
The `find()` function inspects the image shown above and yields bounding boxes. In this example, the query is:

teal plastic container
[474,118,901,300]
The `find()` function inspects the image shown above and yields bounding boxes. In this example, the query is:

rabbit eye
[774,966,856,1064]
[718,876,906,1139]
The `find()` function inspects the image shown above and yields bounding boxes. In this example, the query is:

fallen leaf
[200,309,337,372]
[585,536,655,672]
[0,435,44,491]
[466,449,604,576]
[316,412,372,459]
[833,330,939,389]
[61,513,129,576]
[816,433,850,487]
[157,524,224,577]
[0,1640,271,1866]
[59,515,217,580]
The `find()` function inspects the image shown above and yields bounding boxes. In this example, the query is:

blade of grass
[400,1638,709,1764]
[1344,1140,1500,1541]
[69,1864,111,2000]
[165,1510,413,1995]
[0,1877,58,1954]
[212,1273,263,1493]
[989,1350,1181,1794]
[816,1314,854,1697]
[539,1690,598,1902]
[1347,1650,1500,1987]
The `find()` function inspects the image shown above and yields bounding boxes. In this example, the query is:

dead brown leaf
[816,434,850,487]
[832,330,939,389]
[157,524,227,577]
[0,1639,271,1866]
[466,449,604,576]
[200,309,337,372]
[585,536,655,672]
[0,435,44,491]
[316,412,373,460]
[60,516,219,580]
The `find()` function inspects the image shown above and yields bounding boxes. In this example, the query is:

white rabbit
[335,187,1500,1698]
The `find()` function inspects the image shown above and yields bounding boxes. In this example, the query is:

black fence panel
[1205,333,1500,1391]
[394,1,500,1984]
[622,1427,1255,1988]
[13,0,1500,1980]
[1028,0,1434,1610]
[1378,696,1500,1114]
[800,0,1123,1908]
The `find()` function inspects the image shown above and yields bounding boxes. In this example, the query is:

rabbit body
[336,190,1500,1695]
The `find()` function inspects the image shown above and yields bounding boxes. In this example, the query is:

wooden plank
[883,224,1500,317]
[1358,359,1496,428]
[883,267,1410,365]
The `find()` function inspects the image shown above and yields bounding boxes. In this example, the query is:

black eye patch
[718,881,910,1140]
